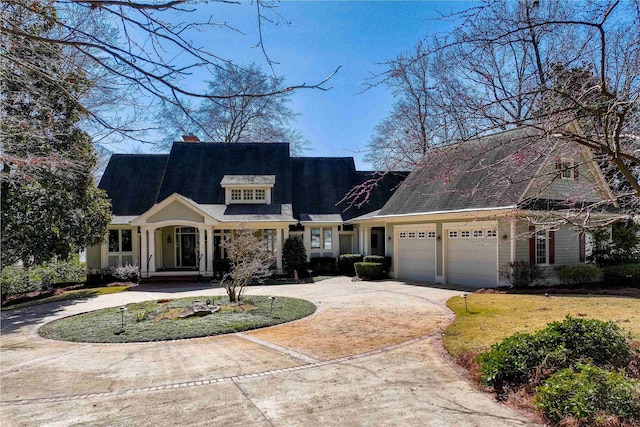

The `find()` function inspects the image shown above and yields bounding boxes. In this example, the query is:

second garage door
[446,228,498,287]
[395,227,436,282]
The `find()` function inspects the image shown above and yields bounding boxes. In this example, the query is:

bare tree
[364,0,639,224]
[221,227,274,303]
[157,63,310,155]
[1,0,339,150]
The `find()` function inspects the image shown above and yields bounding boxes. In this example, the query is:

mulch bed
[477,285,640,298]
[1,282,128,308]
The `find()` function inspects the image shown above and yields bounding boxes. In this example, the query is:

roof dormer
[220,175,275,205]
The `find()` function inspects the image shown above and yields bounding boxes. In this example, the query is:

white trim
[131,193,218,226]
[394,224,437,231]
[375,206,516,219]
[442,220,498,230]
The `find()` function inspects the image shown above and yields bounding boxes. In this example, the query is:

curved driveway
[1,278,538,426]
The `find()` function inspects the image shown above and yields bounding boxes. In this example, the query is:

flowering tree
[221,227,274,303]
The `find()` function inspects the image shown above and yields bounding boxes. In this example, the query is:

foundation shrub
[282,237,308,278]
[501,261,541,289]
[534,364,640,426]
[479,316,633,397]
[354,262,384,280]
[603,264,640,287]
[555,264,603,286]
[112,264,140,283]
[338,254,363,276]
[309,257,336,275]
[363,255,392,272]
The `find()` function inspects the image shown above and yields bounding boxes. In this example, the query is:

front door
[176,227,197,268]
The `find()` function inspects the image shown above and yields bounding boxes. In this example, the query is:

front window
[231,189,242,200]
[243,189,254,200]
[311,228,332,250]
[536,230,547,264]
[107,229,134,267]
[255,189,266,200]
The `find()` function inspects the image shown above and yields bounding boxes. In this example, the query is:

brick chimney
[182,133,200,143]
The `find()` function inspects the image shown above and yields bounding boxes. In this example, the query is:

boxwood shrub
[603,263,640,286]
[309,257,337,275]
[534,364,640,425]
[554,264,602,286]
[479,316,633,397]
[354,262,384,280]
[363,255,392,273]
[338,254,363,276]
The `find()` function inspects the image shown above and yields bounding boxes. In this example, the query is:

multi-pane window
[231,189,242,200]
[427,231,436,239]
[107,229,133,267]
[449,231,458,238]
[417,231,426,239]
[461,230,470,238]
[243,189,254,200]
[536,230,547,264]
[323,229,332,250]
[311,228,332,250]
[255,189,266,200]
[263,229,277,254]
[473,230,483,238]
[408,231,416,239]
[486,230,497,238]
[399,232,407,239]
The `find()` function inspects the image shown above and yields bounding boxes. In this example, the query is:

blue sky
[115,1,472,169]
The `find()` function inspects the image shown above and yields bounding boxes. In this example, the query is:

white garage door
[396,228,436,282]
[446,228,497,287]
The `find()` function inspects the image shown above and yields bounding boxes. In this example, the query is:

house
[348,128,617,287]
[86,139,407,279]
[87,128,615,287]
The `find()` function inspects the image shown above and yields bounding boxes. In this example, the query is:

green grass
[1,286,131,311]
[444,294,640,358]
[38,295,316,343]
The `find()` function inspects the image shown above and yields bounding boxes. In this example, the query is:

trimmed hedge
[1,257,86,298]
[283,237,308,278]
[338,254,363,276]
[309,257,337,275]
[603,263,640,286]
[554,264,602,286]
[363,255,392,272]
[354,262,384,280]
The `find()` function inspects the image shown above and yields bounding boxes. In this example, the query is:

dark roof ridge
[110,153,169,157]
[293,156,354,160]
[171,141,290,146]
[428,126,542,152]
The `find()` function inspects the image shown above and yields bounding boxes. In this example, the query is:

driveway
[1,277,538,426]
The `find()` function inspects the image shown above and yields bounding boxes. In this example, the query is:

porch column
[276,228,283,271]
[283,226,290,241]
[100,234,108,268]
[206,228,214,273]
[199,227,206,273]
[140,228,148,276]
[363,226,370,256]
[147,227,156,273]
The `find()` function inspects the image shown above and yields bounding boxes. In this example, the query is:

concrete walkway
[0,278,538,426]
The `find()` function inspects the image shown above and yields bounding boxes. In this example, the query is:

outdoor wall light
[167,235,172,244]
[502,234,509,240]
[437,235,442,241]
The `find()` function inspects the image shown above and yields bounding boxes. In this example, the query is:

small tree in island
[221,227,274,303]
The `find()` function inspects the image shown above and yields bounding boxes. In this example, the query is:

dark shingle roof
[342,171,409,220]
[379,128,544,216]
[157,143,292,204]
[290,157,357,218]
[99,154,168,215]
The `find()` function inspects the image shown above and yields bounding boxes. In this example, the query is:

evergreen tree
[1,0,111,268]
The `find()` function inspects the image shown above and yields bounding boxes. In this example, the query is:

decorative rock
[178,304,219,318]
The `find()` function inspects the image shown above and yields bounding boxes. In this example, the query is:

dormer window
[556,157,579,180]
[221,175,275,205]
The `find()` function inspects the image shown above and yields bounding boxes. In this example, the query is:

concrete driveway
[1,277,538,426]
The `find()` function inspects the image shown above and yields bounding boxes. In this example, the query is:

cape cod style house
[87,129,615,287]
[86,139,407,280]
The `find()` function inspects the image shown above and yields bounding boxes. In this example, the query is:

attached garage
[444,222,498,287]
[394,225,436,282]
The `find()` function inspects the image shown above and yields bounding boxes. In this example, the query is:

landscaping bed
[38,295,316,343]
[1,283,132,311]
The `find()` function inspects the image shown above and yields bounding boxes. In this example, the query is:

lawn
[38,295,316,343]
[444,293,640,358]
[1,285,131,311]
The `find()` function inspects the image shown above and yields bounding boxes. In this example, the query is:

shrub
[282,237,308,278]
[534,364,640,425]
[479,316,633,397]
[1,256,87,299]
[363,255,392,273]
[590,222,640,267]
[603,263,640,287]
[501,261,540,288]
[338,254,363,276]
[554,264,603,286]
[112,264,141,283]
[354,262,384,280]
[309,257,336,275]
